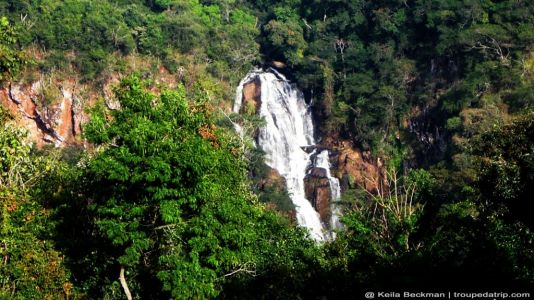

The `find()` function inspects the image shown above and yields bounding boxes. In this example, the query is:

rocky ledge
[304,167,331,224]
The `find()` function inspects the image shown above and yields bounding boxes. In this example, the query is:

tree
[337,169,428,260]
[0,108,73,299]
[474,113,534,229]
[264,18,307,66]
[0,19,70,298]
[0,16,26,82]
[80,75,316,299]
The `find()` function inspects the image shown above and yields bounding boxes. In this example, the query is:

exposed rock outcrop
[0,59,184,147]
[257,167,287,191]
[257,167,297,222]
[0,80,84,147]
[240,77,261,115]
[331,141,384,193]
[304,167,331,224]
[269,61,287,69]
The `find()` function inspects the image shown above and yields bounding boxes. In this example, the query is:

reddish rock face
[0,81,84,147]
[257,167,298,223]
[0,65,183,147]
[240,78,261,115]
[258,167,287,191]
[333,141,384,193]
[304,167,331,224]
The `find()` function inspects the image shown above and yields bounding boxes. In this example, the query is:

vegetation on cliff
[248,0,534,290]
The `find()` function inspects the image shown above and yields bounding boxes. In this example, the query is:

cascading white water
[314,150,343,238]
[235,69,325,241]
[234,69,343,241]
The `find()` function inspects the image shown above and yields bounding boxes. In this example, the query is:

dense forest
[0,0,533,299]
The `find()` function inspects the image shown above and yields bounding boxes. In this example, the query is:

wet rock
[308,167,327,178]
[304,167,331,223]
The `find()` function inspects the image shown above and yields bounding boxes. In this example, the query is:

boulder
[308,167,327,178]
[270,61,287,69]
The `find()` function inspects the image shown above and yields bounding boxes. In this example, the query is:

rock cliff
[331,141,384,193]
[0,80,85,147]
[304,167,331,224]
[240,77,261,115]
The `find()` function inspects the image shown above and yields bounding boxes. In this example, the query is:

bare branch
[119,267,133,300]
[303,19,312,30]
[154,224,177,230]
[223,263,257,278]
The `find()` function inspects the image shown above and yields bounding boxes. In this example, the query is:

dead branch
[119,266,133,300]
[303,19,312,30]
[223,263,257,278]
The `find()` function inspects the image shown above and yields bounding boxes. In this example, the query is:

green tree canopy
[79,76,317,298]
[0,16,26,82]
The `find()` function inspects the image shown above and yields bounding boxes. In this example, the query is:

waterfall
[234,69,341,241]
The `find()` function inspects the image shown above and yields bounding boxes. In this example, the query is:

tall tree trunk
[119,266,133,300]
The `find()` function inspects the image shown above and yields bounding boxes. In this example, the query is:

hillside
[1,1,533,299]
